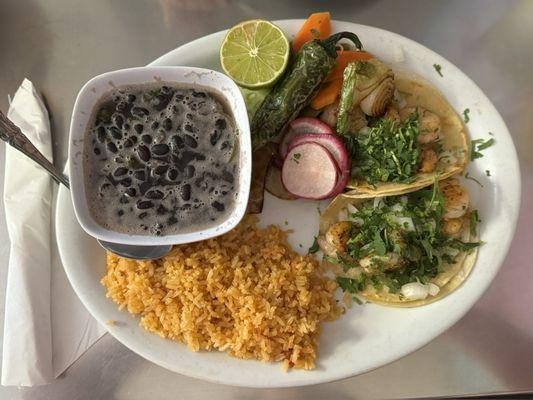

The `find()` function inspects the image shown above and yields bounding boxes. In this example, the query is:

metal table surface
[0,0,532,399]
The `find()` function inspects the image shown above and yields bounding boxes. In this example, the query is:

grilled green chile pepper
[251,32,362,149]
[337,59,393,135]
[336,61,358,136]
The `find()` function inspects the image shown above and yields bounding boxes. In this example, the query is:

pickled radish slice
[281,142,339,199]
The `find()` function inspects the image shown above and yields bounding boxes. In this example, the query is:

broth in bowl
[84,83,239,236]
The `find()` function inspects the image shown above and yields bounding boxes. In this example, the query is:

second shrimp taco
[317,178,480,307]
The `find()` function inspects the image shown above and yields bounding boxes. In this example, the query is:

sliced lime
[220,20,290,89]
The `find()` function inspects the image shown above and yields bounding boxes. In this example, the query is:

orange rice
[101,215,340,370]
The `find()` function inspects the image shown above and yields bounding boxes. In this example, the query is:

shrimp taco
[317,178,480,307]
[334,58,468,197]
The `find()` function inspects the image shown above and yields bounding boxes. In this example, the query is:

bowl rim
[68,66,251,246]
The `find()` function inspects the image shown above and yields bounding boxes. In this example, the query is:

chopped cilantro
[352,296,364,305]
[433,63,443,77]
[373,231,387,256]
[464,172,483,187]
[284,220,288,225]
[463,108,470,123]
[477,137,495,151]
[299,243,303,248]
[336,276,366,293]
[329,184,479,295]
[342,113,421,186]
[485,170,491,177]
[291,152,301,164]
[324,254,339,264]
[470,209,479,236]
[310,28,320,38]
[309,237,320,254]
[449,239,481,253]
[471,137,495,160]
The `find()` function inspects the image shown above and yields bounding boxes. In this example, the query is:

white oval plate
[56,20,521,388]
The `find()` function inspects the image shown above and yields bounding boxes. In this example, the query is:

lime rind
[220,20,290,89]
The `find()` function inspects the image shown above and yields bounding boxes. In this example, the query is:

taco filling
[334,58,467,195]
[318,179,480,305]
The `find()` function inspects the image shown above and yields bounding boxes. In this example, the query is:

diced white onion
[359,256,373,270]
[391,203,404,212]
[350,217,364,226]
[346,203,359,214]
[345,204,363,225]
[359,126,370,134]
[401,282,430,300]
[338,209,349,222]
[446,247,460,258]
[373,197,384,209]
[428,283,440,296]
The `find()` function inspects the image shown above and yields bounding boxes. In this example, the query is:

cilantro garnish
[485,170,491,177]
[337,276,366,293]
[464,172,483,187]
[449,240,481,252]
[477,138,495,151]
[324,254,339,264]
[373,231,387,256]
[329,185,480,295]
[291,152,301,164]
[342,113,421,186]
[352,296,364,305]
[309,237,320,254]
[463,108,470,123]
[471,137,495,160]
[433,63,443,77]
[470,209,479,236]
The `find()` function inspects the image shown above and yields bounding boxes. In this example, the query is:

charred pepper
[251,32,362,149]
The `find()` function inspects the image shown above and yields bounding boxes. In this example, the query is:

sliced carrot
[310,78,343,110]
[325,50,374,82]
[292,12,331,52]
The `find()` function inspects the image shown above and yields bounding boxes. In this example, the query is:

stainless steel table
[1,0,532,398]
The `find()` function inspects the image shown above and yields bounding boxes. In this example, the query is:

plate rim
[56,19,522,388]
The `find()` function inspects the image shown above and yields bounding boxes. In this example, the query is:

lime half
[220,20,290,89]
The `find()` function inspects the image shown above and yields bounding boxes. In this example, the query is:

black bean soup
[84,82,239,236]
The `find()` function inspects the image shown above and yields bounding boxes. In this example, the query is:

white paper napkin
[2,79,106,386]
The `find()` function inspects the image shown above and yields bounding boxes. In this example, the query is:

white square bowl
[68,66,251,246]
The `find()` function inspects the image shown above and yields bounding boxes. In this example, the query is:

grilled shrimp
[420,148,438,173]
[399,106,441,144]
[318,221,352,257]
[359,252,402,274]
[442,218,463,237]
[441,179,470,219]
[384,105,400,124]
